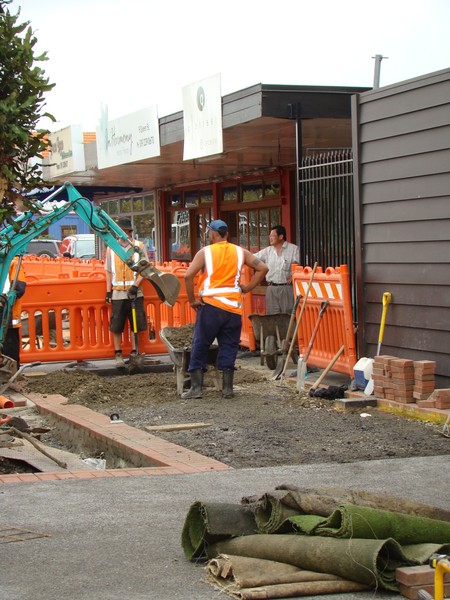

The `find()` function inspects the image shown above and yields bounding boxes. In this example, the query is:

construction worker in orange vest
[105,217,149,368]
[182,219,268,399]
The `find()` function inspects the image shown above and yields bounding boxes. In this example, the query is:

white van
[60,234,96,259]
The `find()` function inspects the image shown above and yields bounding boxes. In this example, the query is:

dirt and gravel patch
[3,357,448,473]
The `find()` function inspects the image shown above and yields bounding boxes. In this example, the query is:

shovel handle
[376,292,392,354]
[282,295,301,354]
[311,345,345,390]
[280,262,318,380]
[303,299,329,363]
[131,301,138,334]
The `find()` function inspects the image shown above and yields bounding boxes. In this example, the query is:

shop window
[238,211,247,246]
[223,207,282,252]
[242,182,263,202]
[185,190,199,208]
[134,213,156,261]
[199,190,213,205]
[169,209,190,261]
[144,194,154,211]
[270,208,282,230]
[100,199,118,215]
[264,179,280,196]
[120,198,132,212]
[196,211,213,251]
[223,186,238,202]
[170,193,181,206]
[132,196,143,212]
[259,209,269,247]
[248,209,258,253]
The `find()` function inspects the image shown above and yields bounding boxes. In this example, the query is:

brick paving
[0,391,231,484]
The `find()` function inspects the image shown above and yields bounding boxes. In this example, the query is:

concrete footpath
[1,455,449,600]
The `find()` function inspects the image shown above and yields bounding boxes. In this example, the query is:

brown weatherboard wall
[352,68,450,387]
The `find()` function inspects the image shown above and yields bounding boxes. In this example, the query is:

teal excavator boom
[0,182,180,352]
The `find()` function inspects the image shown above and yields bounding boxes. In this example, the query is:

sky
[9,0,450,133]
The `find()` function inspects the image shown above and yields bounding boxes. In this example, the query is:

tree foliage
[0,0,55,222]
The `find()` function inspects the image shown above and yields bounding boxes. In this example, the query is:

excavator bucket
[136,260,180,307]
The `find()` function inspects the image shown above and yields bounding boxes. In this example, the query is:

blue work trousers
[189,303,242,372]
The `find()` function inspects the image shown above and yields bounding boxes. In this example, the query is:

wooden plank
[144,422,212,432]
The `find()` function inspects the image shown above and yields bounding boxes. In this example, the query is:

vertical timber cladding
[352,68,450,387]
[298,150,357,317]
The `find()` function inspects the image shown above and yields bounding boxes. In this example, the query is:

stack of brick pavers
[413,360,436,402]
[372,356,438,404]
[396,565,450,600]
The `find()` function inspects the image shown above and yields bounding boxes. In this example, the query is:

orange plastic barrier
[291,265,357,376]
[19,259,260,363]
[20,262,192,363]
[23,255,105,279]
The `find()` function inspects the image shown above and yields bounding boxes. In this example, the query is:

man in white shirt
[254,225,299,314]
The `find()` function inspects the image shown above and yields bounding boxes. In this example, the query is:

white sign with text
[96,105,161,169]
[182,74,223,160]
[46,125,86,178]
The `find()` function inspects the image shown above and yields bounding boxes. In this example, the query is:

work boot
[222,369,235,399]
[114,351,125,369]
[128,350,138,364]
[181,369,203,399]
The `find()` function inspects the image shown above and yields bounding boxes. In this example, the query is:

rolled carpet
[205,554,369,599]
[242,486,450,525]
[288,503,450,544]
[208,534,450,591]
[181,501,257,561]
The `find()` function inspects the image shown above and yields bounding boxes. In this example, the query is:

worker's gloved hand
[127,285,139,301]
[105,291,112,304]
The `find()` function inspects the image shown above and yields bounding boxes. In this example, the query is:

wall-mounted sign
[96,105,161,169]
[46,125,86,179]
[182,73,223,161]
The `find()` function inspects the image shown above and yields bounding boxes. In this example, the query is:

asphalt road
[1,455,449,600]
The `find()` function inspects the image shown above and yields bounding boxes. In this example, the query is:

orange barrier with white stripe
[20,262,193,363]
[291,265,357,376]
[19,258,257,363]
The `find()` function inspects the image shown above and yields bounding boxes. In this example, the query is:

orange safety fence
[291,265,357,376]
[20,262,194,363]
[19,258,258,363]
[22,255,105,279]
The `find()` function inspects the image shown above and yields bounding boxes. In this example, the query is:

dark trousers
[2,328,21,368]
[189,303,242,372]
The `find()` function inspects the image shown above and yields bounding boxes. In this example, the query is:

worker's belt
[268,282,292,286]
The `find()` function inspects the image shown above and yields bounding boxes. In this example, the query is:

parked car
[25,239,61,258]
[60,234,96,259]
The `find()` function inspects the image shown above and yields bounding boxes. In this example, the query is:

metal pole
[295,103,304,263]
[372,54,388,88]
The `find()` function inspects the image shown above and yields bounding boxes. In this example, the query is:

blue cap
[209,219,228,232]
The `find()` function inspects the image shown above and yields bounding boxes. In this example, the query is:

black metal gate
[298,149,356,315]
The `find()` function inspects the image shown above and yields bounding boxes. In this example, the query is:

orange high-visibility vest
[108,241,143,291]
[199,241,244,315]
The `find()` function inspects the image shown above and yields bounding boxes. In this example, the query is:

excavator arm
[0,182,180,350]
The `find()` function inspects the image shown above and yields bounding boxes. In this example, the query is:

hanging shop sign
[45,125,86,179]
[182,73,223,161]
[96,105,161,169]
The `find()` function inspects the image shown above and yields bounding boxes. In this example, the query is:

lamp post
[372,54,388,89]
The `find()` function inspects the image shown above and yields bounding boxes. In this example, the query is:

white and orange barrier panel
[291,265,357,376]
